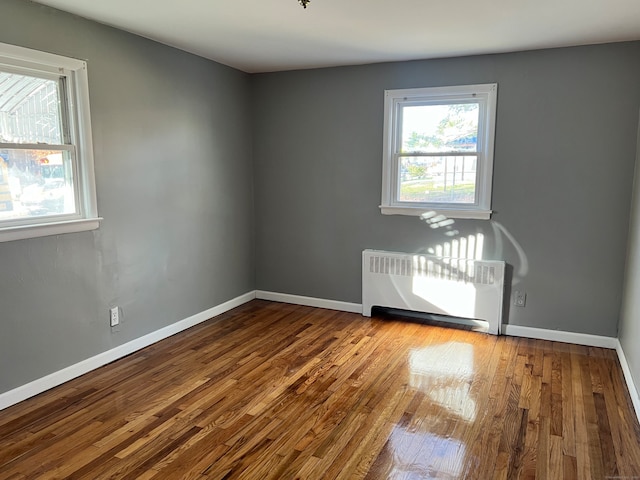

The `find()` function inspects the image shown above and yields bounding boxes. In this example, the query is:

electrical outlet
[514,291,527,307]
[110,306,119,327]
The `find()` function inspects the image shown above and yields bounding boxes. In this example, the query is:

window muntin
[0,43,99,241]
[381,84,497,219]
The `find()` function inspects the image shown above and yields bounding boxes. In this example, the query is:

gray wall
[0,0,254,394]
[2,0,639,398]
[253,42,640,337]
[619,118,640,401]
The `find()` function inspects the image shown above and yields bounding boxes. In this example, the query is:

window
[0,42,99,242]
[381,83,497,219]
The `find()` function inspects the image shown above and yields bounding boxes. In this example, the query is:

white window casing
[0,42,100,242]
[381,83,498,220]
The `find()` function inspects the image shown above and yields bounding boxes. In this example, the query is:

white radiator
[362,249,506,335]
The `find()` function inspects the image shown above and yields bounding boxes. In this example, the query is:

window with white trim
[0,43,99,242]
[381,83,497,220]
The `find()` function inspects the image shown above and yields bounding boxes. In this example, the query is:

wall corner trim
[255,290,362,313]
[0,291,257,412]
[616,339,640,426]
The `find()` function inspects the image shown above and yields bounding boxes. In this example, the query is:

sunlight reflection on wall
[420,210,529,283]
[421,211,485,261]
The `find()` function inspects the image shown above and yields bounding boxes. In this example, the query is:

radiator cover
[362,249,506,335]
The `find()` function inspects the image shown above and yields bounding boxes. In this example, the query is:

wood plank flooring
[1,300,640,479]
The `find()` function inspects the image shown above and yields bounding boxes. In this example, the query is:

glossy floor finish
[1,300,640,479]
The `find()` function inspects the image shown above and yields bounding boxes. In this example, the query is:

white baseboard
[504,326,640,425]
[0,291,256,411]
[615,340,640,425]
[255,290,362,314]
[502,324,618,349]
[3,290,637,428]
[253,293,619,349]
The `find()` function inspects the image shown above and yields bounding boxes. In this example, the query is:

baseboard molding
[2,291,634,421]
[0,291,256,411]
[502,324,618,349]
[255,290,362,314]
[615,340,640,425]
[253,292,619,348]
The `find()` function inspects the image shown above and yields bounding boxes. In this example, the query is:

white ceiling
[31,0,640,73]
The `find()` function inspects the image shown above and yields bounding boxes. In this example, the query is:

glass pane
[0,72,63,144]
[0,149,76,221]
[401,103,479,153]
[399,155,477,204]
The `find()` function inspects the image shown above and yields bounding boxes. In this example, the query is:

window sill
[0,217,103,242]
[380,205,492,220]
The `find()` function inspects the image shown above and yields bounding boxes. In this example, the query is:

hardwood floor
[1,300,640,479]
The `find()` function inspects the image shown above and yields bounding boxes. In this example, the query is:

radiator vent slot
[368,254,496,285]
[363,249,506,335]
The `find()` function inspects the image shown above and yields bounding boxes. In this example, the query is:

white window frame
[0,42,100,242]
[380,83,498,220]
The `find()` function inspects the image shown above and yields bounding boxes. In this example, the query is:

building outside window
[0,42,99,242]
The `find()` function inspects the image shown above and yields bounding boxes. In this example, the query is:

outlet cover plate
[110,307,119,327]
[514,291,526,307]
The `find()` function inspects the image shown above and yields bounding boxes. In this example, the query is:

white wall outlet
[110,306,120,327]
[514,291,527,307]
